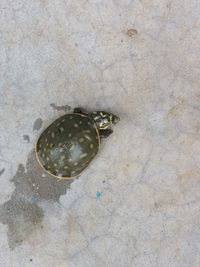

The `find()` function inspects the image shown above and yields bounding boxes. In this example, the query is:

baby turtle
[35,107,120,179]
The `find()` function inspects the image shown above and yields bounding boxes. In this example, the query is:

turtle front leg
[99,129,113,138]
[73,107,88,115]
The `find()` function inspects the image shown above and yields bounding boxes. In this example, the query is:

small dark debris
[0,168,5,176]
[154,202,160,208]
[102,180,105,183]
[33,118,43,131]
[50,103,71,112]
[30,259,33,262]
[126,29,138,37]
[23,135,30,143]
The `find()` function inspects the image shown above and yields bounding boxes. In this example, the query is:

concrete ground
[0,0,200,266]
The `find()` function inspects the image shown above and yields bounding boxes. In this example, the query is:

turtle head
[90,111,120,130]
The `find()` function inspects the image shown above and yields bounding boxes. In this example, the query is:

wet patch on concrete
[0,168,5,176]
[33,118,43,131]
[23,135,30,143]
[50,103,71,112]
[0,150,73,250]
[0,197,44,250]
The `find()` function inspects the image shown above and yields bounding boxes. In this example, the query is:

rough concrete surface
[0,0,200,266]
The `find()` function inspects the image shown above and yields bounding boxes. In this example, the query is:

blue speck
[96,191,102,200]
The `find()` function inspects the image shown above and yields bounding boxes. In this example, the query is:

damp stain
[23,135,30,143]
[33,118,43,131]
[0,150,73,250]
[50,103,71,112]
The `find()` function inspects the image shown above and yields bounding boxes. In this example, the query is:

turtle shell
[35,113,100,178]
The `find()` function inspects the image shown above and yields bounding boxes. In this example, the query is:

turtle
[35,107,120,179]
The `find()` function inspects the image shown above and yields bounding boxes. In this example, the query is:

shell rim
[35,113,101,180]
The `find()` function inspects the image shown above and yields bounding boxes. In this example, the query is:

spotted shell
[35,113,100,179]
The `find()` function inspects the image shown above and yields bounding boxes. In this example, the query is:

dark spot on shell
[58,127,64,133]
[33,118,43,131]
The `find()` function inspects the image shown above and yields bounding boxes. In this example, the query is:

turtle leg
[99,129,113,138]
[73,107,88,115]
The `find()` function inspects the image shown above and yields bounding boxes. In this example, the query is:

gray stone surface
[0,0,199,266]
